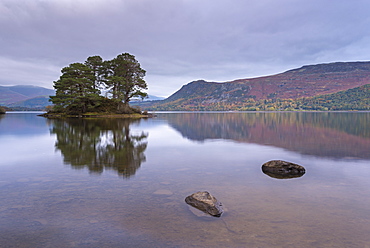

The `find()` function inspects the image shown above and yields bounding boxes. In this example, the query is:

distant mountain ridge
[170,61,370,101]
[131,95,165,101]
[135,61,370,111]
[7,96,52,109]
[0,85,54,106]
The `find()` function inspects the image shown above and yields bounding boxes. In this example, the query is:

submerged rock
[185,191,223,217]
[262,160,305,179]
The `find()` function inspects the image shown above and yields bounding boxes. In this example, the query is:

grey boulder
[262,160,305,179]
[185,191,224,217]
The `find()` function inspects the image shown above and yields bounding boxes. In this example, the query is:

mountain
[146,95,165,101]
[135,61,370,111]
[0,85,54,106]
[170,61,370,101]
[7,96,52,109]
[131,94,165,101]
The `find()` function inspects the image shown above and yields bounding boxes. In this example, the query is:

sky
[1,0,370,97]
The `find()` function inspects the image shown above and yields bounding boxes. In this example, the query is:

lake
[1,111,370,248]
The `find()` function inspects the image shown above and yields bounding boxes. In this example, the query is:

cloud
[1,0,370,96]
[0,56,60,87]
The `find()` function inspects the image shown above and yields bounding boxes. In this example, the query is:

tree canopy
[103,53,147,103]
[0,106,6,114]
[50,53,147,114]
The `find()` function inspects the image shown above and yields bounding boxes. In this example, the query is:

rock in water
[185,191,224,217]
[262,160,305,179]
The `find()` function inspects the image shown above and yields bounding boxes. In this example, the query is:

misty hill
[131,95,165,101]
[0,85,54,106]
[7,96,51,109]
[136,61,370,111]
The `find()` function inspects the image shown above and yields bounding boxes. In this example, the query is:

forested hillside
[138,84,370,111]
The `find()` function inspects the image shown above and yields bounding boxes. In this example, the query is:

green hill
[298,84,370,111]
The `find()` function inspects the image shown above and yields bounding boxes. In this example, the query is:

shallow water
[1,112,370,247]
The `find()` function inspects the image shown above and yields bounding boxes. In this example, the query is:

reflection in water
[1,112,370,247]
[49,118,148,178]
[262,169,305,179]
[162,112,370,159]
[0,112,49,136]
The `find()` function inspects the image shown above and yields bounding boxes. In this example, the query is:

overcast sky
[1,0,370,97]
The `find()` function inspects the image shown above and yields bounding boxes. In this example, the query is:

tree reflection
[50,118,148,178]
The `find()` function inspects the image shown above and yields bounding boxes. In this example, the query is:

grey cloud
[1,0,370,96]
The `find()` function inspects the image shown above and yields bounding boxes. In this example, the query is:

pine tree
[103,53,148,104]
[50,63,101,113]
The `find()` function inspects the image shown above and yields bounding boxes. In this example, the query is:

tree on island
[50,63,101,113]
[50,53,148,115]
[103,53,147,103]
[0,106,6,114]
[85,55,104,90]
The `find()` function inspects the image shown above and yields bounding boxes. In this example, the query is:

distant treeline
[0,106,44,111]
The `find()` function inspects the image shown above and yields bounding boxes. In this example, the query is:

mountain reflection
[163,112,370,159]
[50,118,148,178]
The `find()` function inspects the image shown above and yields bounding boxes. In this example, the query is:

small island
[41,53,152,118]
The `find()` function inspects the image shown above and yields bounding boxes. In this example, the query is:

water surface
[1,112,370,247]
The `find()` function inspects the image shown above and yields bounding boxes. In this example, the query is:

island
[40,53,152,118]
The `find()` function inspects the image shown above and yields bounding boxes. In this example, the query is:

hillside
[0,85,54,106]
[131,95,165,101]
[298,84,370,110]
[8,96,51,109]
[136,61,370,111]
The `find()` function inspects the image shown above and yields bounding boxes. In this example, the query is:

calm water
[1,111,370,248]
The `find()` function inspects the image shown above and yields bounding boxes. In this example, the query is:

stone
[262,160,305,179]
[185,191,223,217]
